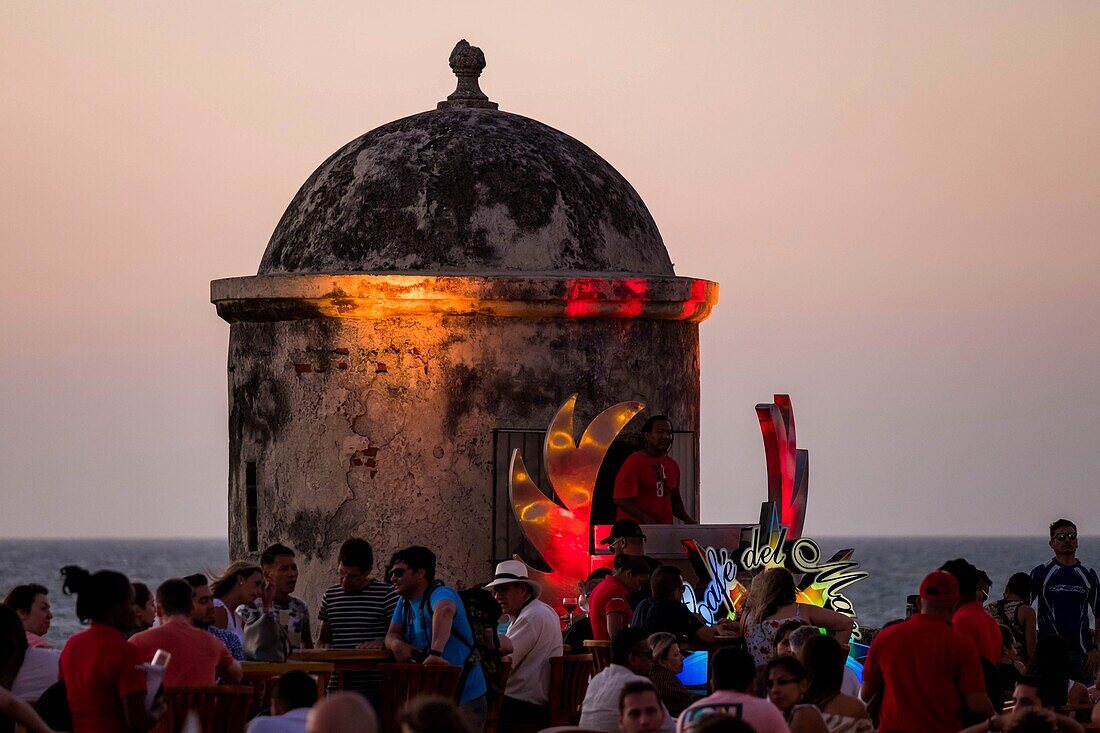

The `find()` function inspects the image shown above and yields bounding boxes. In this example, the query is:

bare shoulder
[825,693,870,718]
[791,705,829,733]
[1069,681,1090,705]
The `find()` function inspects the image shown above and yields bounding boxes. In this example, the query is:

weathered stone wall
[226,313,701,615]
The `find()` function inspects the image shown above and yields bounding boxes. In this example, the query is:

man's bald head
[306,692,378,733]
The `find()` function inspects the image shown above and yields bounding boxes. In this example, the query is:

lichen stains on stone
[285,509,329,557]
[259,109,673,277]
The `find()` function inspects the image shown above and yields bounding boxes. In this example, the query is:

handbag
[243,609,289,662]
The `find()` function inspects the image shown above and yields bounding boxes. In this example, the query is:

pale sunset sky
[1,2,1097,539]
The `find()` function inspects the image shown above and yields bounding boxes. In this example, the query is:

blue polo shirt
[1031,558,1099,657]
[393,584,487,702]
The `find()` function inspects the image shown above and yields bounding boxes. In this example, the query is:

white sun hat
[483,560,541,598]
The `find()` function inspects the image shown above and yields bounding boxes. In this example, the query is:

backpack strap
[412,582,478,655]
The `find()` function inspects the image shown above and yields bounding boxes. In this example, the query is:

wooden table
[289,649,395,691]
[239,660,336,713]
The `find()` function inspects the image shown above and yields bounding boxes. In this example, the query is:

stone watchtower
[211,41,718,609]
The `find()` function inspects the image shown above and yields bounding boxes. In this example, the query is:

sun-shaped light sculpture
[508,395,644,611]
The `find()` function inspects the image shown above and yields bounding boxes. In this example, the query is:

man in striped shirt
[317,537,398,702]
[1030,519,1100,684]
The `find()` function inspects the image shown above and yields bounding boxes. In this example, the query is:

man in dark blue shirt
[1030,519,1100,684]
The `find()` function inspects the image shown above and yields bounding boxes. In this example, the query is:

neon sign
[682,510,867,637]
[681,540,749,624]
[506,394,868,637]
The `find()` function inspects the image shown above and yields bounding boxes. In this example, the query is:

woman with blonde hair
[645,632,694,716]
[744,568,854,668]
[210,561,264,643]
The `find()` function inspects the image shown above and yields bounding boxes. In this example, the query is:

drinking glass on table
[562,596,579,626]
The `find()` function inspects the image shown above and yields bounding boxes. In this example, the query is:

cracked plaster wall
[227,313,701,615]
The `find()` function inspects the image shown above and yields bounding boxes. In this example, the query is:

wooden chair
[380,663,462,733]
[484,659,512,733]
[582,640,611,674]
[162,685,253,733]
[239,661,334,715]
[548,654,594,726]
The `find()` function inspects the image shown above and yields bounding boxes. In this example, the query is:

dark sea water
[0,536,1087,644]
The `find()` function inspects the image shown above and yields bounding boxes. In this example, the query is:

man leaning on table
[384,545,488,732]
[484,560,563,733]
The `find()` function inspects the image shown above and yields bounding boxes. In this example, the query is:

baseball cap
[919,570,960,602]
[599,519,646,545]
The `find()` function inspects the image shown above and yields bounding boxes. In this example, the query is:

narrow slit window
[245,461,258,552]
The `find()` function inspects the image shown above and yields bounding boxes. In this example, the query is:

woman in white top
[2,604,59,702]
[210,561,264,643]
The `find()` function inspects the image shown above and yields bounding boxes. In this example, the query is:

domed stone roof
[258,42,673,277]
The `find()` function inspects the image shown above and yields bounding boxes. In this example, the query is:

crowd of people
[1,511,1098,733]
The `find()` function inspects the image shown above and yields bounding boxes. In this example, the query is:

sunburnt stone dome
[258,41,673,277]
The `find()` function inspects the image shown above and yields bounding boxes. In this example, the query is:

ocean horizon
[1,535,1088,644]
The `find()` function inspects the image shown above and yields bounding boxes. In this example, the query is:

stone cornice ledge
[211,274,719,323]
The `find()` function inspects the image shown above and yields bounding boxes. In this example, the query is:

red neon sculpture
[756,394,809,540]
[508,396,644,612]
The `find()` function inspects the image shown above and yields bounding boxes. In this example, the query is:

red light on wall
[678,279,710,320]
[564,278,649,318]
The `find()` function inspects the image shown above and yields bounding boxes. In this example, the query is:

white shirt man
[485,561,563,732]
[579,628,675,733]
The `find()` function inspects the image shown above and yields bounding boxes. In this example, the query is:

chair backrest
[548,654,594,725]
[380,663,462,733]
[239,662,333,716]
[163,685,253,733]
[484,659,512,733]
[582,640,611,675]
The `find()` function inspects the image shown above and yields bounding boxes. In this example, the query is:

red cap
[919,570,960,602]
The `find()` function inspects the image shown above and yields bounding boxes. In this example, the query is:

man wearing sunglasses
[384,546,487,731]
[1030,519,1100,684]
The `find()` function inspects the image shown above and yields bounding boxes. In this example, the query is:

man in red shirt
[613,416,697,526]
[862,570,994,733]
[941,558,1005,707]
[130,578,243,687]
[588,555,651,641]
[941,559,1003,665]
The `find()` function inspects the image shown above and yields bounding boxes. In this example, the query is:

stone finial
[437,40,499,110]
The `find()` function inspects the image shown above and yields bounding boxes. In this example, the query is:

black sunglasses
[388,567,407,578]
[1052,532,1077,541]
